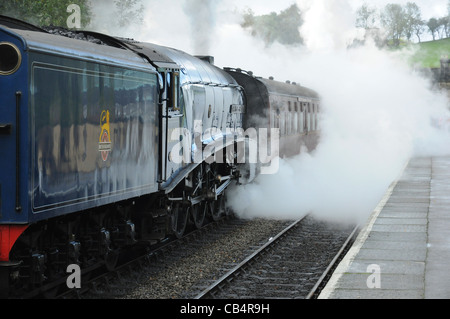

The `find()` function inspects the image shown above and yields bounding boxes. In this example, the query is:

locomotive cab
[0,21,161,296]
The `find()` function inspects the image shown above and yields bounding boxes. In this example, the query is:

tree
[403,2,423,42]
[113,0,144,28]
[438,16,449,38]
[241,4,303,46]
[87,0,145,32]
[356,3,377,29]
[381,3,406,46]
[427,18,440,40]
[355,2,427,44]
[413,19,426,42]
[0,0,91,28]
[0,0,143,29]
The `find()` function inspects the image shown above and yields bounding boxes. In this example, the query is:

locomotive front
[0,26,30,270]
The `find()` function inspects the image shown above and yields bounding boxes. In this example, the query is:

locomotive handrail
[15,91,22,212]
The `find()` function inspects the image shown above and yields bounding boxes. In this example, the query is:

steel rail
[305,224,360,299]
[194,217,305,299]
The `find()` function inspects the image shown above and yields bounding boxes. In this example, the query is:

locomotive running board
[160,163,199,194]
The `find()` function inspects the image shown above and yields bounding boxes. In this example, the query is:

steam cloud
[86,0,450,224]
[182,0,220,55]
[225,0,450,224]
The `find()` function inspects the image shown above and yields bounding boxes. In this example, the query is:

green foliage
[114,0,144,27]
[381,3,406,47]
[356,3,377,29]
[356,1,450,46]
[0,0,144,29]
[0,0,91,28]
[241,4,303,46]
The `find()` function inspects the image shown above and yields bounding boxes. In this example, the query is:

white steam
[86,0,450,224]
[182,0,220,55]
[297,0,359,51]
[226,0,450,223]
[228,44,449,223]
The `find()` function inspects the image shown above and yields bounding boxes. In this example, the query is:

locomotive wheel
[217,193,227,216]
[105,249,120,271]
[190,164,207,229]
[191,202,206,229]
[208,199,220,221]
[171,203,189,239]
[209,193,226,221]
[205,163,221,221]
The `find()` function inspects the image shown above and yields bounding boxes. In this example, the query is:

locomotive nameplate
[230,104,245,114]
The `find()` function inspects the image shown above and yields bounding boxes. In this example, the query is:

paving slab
[319,157,450,299]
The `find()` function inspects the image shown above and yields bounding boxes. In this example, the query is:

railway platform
[319,156,450,299]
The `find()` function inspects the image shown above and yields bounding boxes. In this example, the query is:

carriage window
[171,72,180,111]
[273,109,280,131]
[305,103,310,132]
[315,103,319,130]
[312,104,316,131]
[179,89,185,115]
[293,103,298,133]
[287,108,291,135]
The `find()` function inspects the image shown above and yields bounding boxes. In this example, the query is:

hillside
[408,38,450,69]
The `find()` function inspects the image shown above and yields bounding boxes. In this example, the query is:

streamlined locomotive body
[0,16,319,297]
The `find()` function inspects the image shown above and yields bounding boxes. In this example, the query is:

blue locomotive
[0,16,319,297]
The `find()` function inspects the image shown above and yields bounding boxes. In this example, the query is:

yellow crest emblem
[99,110,112,161]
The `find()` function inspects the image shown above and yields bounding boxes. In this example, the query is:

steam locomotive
[0,15,320,297]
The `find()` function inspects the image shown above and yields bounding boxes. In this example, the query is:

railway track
[57,217,238,299]
[51,216,289,299]
[194,215,358,299]
[54,214,357,300]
